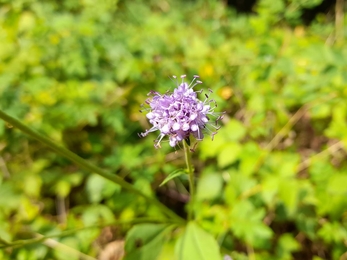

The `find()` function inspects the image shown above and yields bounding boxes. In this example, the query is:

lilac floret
[139,75,225,149]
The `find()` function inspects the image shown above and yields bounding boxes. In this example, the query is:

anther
[211,132,218,141]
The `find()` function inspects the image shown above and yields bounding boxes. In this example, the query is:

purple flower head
[139,75,225,149]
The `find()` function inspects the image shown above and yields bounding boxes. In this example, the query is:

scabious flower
[139,75,225,149]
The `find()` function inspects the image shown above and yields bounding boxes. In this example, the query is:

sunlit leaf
[175,222,222,260]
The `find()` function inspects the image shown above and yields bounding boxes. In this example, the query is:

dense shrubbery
[1,0,347,259]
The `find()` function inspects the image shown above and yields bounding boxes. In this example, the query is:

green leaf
[239,142,263,176]
[0,224,11,245]
[200,120,245,160]
[279,179,299,216]
[0,120,4,136]
[54,180,71,197]
[125,224,173,260]
[81,205,115,226]
[327,174,347,195]
[159,169,186,187]
[277,233,300,253]
[225,170,257,206]
[196,173,223,201]
[317,221,347,244]
[229,201,273,246]
[217,142,241,168]
[87,171,120,203]
[175,222,222,260]
[223,119,246,141]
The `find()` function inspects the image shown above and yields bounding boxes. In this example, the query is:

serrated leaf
[230,201,273,245]
[175,222,222,260]
[125,224,173,260]
[159,169,186,187]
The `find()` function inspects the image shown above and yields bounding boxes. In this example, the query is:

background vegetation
[0,0,346,259]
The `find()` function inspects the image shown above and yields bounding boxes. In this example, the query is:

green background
[0,0,347,259]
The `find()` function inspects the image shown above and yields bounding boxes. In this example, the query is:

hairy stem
[0,109,185,224]
[183,140,195,221]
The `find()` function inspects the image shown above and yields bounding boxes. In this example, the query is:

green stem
[0,217,177,249]
[183,140,195,221]
[0,109,185,224]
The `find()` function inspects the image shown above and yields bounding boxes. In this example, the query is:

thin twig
[297,141,344,172]
[56,195,67,225]
[36,234,97,260]
[0,217,176,249]
[335,0,344,42]
[265,105,308,151]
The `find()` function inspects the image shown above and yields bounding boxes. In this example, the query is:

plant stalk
[183,140,195,221]
[0,217,176,249]
[0,109,185,224]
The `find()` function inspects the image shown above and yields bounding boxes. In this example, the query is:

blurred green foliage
[1,0,347,259]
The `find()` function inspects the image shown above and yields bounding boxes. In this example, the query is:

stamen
[147,90,157,96]
[190,82,201,89]
[169,75,178,86]
[211,132,218,141]
[190,142,198,152]
[188,77,197,88]
[180,75,186,84]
